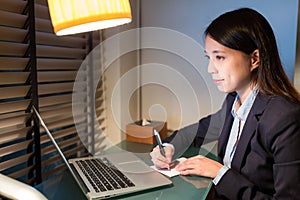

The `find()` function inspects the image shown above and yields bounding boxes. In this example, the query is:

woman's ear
[250,49,260,71]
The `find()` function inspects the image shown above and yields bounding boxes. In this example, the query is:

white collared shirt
[213,87,258,185]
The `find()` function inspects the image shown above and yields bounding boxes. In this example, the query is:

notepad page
[150,157,187,177]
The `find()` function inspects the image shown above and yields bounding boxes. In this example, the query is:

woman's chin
[216,86,233,94]
[216,85,225,92]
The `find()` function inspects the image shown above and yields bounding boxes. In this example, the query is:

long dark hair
[205,8,300,104]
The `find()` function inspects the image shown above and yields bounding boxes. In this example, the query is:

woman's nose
[207,60,217,74]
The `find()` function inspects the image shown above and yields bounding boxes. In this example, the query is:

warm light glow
[47,0,132,36]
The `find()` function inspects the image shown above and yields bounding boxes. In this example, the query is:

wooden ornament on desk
[126,120,167,144]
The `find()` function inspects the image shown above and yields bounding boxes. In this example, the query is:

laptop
[33,107,172,200]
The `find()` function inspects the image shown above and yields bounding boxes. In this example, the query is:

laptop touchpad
[116,161,153,174]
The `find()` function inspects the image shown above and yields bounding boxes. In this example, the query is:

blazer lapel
[231,93,270,170]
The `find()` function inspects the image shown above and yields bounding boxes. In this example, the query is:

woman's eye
[215,55,224,60]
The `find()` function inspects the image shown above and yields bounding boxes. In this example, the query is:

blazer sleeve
[163,93,235,159]
[215,98,300,200]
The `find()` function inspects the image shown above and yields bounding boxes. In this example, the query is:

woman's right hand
[150,145,174,169]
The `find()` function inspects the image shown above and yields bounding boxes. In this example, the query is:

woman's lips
[213,79,223,85]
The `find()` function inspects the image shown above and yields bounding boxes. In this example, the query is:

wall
[140,0,299,132]
[98,0,140,145]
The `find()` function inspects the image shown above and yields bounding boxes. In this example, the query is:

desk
[36,141,216,200]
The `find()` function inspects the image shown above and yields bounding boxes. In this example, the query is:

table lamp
[47,0,132,36]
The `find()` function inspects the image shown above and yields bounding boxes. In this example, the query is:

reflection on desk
[35,141,216,200]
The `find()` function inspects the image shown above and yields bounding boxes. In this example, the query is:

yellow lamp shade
[47,0,132,36]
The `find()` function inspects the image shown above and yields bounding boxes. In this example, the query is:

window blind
[0,0,105,185]
[0,0,36,185]
[34,0,89,182]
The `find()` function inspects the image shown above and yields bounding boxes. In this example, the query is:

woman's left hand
[175,155,223,178]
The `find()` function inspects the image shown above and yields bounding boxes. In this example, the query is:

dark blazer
[165,92,300,199]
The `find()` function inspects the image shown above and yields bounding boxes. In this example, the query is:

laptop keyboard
[76,158,135,192]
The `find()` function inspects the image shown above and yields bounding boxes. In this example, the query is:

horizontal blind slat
[0,0,27,13]
[37,58,83,70]
[41,136,82,156]
[0,113,31,129]
[35,17,54,33]
[8,166,35,180]
[0,86,30,100]
[39,94,72,107]
[0,72,29,84]
[40,118,75,131]
[42,164,65,179]
[40,126,79,144]
[40,115,85,131]
[0,127,32,144]
[0,140,33,157]
[0,57,29,70]
[39,106,73,123]
[38,71,77,83]
[0,10,26,28]
[0,153,33,171]
[38,82,74,95]
[34,3,50,20]
[0,41,28,56]
[35,0,48,6]
[36,45,86,59]
[36,32,86,48]
[42,145,86,168]
[0,26,27,43]
[0,99,31,114]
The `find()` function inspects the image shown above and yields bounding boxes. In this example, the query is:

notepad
[150,157,187,177]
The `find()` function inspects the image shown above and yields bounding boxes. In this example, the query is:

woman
[150,8,300,199]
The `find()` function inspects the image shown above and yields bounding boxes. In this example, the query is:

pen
[153,129,166,157]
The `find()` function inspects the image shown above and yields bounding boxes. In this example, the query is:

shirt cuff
[212,165,229,185]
